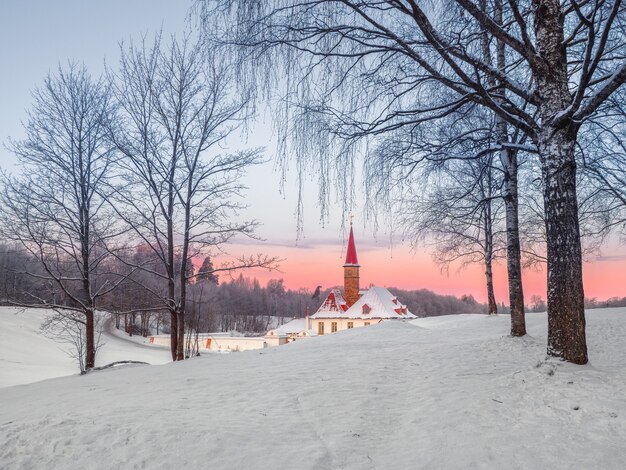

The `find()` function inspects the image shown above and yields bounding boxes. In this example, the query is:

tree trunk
[534,0,587,364]
[483,0,525,333]
[177,307,185,360]
[501,149,527,336]
[483,196,498,315]
[538,126,587,364]
[85,310,96,370]
[485,257,497,315]
[169,309,178,361]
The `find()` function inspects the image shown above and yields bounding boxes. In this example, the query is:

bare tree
[582,91,626,234]
[108,34,278,361]
[40,309,105,373]
[198,0,626,364]
[0,63,117,371]
[403,156,505,314]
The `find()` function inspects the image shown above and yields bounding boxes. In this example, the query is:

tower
[343,221,360,307]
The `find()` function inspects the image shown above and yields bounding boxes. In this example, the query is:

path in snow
[0,307,170,388]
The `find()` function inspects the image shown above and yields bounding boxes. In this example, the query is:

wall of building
[311,318,383,335]
[149,334,287,352]
[206,336,275,352]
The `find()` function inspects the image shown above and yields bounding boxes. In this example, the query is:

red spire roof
[344,225,359,266]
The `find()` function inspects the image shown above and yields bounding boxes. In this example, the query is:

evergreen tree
[197,256,219,285]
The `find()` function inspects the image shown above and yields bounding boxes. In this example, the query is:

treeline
[527,294,626,313]
[388,289,491,317]
[0,240,502,330]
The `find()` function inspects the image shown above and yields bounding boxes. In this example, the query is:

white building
[309,225,416,335]
[266,318,316,342]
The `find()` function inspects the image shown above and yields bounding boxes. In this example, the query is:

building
[266,318,317,343]
[309,223,416,335]
[149,331,287,352]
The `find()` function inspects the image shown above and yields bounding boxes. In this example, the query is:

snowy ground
[2,308,626,469]
[0,307,170,388]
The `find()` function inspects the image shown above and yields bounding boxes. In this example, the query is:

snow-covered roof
[312,286,416,319]
[311,289,348,318]
[269,318,308,335]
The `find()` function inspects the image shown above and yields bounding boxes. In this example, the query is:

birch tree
[198,0,626,364]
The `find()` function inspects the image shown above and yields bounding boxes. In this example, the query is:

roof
[344,226,359,266]
[269,318,308,335]
[313,286,417,319]
[311,289,348,318]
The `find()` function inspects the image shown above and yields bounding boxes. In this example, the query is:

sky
[1,0,625,304]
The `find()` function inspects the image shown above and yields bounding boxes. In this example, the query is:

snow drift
[0,308,170,388]
[1,309,626,469]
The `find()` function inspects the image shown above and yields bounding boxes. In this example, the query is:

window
[362,304,371,315]
[331,322,338,333]
[318,322,325,335]
[347,322,354,329]
[364,322,370,326]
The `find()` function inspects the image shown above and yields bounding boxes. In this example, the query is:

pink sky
[228,234,626,304]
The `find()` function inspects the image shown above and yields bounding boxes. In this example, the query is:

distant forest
[0,243,622,337]
[0,242,490,334]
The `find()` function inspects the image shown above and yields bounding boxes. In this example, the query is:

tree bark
[501,149,527,336]
[169,309,178,361]
[177,307,185,360]
[534,0,587,364]
[538,125,587,363]
[485,258,497,315]
[483,196,498,315]
[85,310,96,370]
[486,0,525,333]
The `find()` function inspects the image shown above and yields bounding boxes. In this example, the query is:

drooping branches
[198,0,626,364]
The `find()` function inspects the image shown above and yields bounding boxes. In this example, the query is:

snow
[347,285,416,318]
[313,286,416,319]
[312,288,348,316]
[0,307,170,388]
[2,308,626,469]
[269,317,309,334]
[267,317,317,337]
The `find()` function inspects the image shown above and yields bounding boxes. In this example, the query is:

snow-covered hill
[0,307,170,388]
[2,309,626,469]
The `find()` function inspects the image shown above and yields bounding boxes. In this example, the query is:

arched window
[362,304,371,315]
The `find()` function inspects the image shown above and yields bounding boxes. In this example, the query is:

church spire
[344,223,359,266]
[343,218,360,306]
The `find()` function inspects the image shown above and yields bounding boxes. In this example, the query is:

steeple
[344,224,359,266]
[343,219,360,306]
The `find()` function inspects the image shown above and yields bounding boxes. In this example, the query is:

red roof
[344,226,359,266]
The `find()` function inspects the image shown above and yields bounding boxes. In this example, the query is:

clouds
[230,234,392,253]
